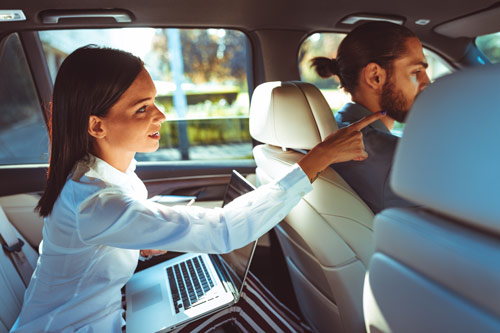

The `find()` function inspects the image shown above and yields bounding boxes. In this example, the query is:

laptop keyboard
[166,256,216,313]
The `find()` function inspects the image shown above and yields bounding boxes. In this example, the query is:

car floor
[250,230,302,317]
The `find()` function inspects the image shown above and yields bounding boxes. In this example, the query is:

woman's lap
[171,271,312,333]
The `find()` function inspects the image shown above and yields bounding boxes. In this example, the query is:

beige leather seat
[364,65,500,332]
[0,194,44,248]
[0,204,38,332]
[250,81,374,332]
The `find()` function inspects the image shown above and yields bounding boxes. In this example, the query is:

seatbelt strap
[0,206,33,287]
[291,148,308,155]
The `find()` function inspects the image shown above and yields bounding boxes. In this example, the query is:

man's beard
[380,79,411,123]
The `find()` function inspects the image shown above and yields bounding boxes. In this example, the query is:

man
[312,22,430,213]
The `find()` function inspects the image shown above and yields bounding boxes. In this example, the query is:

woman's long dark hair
[311,22,416,94]
[36,45,143,217]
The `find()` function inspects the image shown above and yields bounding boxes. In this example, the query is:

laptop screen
[218,170,257,296]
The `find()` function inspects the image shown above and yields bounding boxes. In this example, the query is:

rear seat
[0,195,44,249]
[0,204,38,333]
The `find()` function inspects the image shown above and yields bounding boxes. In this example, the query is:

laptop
[126,170,257,332]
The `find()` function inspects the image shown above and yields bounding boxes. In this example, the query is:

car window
[298,32,453,136]
[0,33,49,165]
[39,28,252,162]
[475,31,500,63]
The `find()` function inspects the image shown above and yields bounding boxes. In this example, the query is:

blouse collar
[73,154,138,190]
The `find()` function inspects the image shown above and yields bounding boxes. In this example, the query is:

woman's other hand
[140,249,167,257]
[298,111,386,183]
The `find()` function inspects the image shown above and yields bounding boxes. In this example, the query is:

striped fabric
[122,290,127,332]
[171,271,312,333]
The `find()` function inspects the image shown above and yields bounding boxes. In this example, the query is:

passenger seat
[364,64,500,332]
[0,204,38,332]
[250,81,374,333]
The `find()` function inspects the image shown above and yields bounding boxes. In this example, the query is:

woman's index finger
[349,111,386,131]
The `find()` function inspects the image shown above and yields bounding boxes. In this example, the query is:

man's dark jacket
[331,102,415,214]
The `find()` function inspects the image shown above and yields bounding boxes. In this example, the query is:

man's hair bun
[311,57,338,78]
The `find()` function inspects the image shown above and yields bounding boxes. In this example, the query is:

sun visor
[435,5,500,38]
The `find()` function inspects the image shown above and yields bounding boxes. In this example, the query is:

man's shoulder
[336,114,398,144]
[336,104,398,154]
[335,102,369,125]
[335,102,394,137]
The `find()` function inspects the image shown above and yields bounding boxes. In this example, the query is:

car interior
[1,0,499,332]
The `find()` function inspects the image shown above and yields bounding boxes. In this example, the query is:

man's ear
[88,115,106,139]
[362,63,387,92]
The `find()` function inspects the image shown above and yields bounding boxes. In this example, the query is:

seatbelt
[0,206,33,287]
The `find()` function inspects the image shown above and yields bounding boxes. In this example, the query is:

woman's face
[89,68,166,170]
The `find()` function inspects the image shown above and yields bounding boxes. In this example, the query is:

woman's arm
[77,165,311,253]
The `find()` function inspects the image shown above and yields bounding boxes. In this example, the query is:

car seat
[363,65,500,332]
[250,81,374,332]
[0,204,38,332]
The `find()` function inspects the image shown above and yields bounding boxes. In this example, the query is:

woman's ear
[88,115,106,139]
[362,62,387,92]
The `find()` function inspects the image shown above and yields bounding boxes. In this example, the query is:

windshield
[476,31,500,63]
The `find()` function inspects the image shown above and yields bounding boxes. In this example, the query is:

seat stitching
[292,82,322,143]
[320,213,374,232]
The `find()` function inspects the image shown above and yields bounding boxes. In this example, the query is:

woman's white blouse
[12,156,312,332]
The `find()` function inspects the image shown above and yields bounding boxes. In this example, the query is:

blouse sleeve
[77,164,312,254]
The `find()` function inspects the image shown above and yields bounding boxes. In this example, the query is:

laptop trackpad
[130,284,163,312]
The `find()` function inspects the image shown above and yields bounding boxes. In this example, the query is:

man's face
[380,37,430,123]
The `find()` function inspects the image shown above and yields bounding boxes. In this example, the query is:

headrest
[249,81,337,149]
[391,64,500,234]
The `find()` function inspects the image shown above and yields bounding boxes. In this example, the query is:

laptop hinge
[209,254,239,297]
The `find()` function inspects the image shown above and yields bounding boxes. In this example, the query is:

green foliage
[152,29,248,87]
[155,91,249,119]
[158,117,252,148]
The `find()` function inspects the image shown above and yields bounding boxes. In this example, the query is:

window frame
[19,27,257,164]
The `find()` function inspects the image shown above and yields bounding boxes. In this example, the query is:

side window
[0,34,49,165]
[39,28,252,162]
[476,31,500,63]
[298,32,453,135]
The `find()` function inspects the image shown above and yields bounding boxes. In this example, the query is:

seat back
[250,81,374,332]
[0,194,44,249]
[0,204,38,332]
[364,65,500,332]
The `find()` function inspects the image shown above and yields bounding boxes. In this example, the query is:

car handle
[40,9,133,24]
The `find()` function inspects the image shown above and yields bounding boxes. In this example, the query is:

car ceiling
[2,0,499,32]
[1,0,500,62]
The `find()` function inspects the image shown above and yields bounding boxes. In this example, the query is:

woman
[12,45,383,332]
